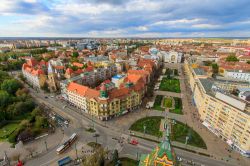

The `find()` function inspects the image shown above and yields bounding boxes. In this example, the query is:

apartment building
[22,58,47,89]
[185,61,250,157]
[65,79,145,120]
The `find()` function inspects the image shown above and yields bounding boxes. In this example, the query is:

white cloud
[192,23,221,29]
[135,26,148,31]
[151,18,202,26]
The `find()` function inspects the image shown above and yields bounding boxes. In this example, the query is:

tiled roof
[126,74,143,83]
[72,62,84,68]
[66,68,74,74]
[109,88,129,99]
[67,82,88,96]
[27,58,38,67]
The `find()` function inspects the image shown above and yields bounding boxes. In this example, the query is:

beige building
[185,61,250,157]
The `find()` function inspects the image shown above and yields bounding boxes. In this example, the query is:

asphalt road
[23,86,242,166]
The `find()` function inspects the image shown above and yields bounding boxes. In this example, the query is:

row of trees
[0,71,33,121]
[8,107,49,143]
[0,70,50,143]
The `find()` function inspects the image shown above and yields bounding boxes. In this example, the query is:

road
[23,85,242,166]
[9,70,243,166]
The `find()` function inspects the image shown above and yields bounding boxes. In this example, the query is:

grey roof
[199,79,213,93]
[193,68,206,75]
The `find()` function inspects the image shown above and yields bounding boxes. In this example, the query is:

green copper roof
[157,140,173,160]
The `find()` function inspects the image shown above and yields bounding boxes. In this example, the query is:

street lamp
[143,124,147,136]
[75,143,78,159]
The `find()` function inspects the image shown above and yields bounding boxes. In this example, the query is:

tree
[247,60,250,64]
[72,52,79,58]
[82,147,107,166]
[0,70,10,82]
[35,116,48,129]
[112,149,119,165]
[226,55,239,62]
[1,79,22,95]
[211,63,219,74]
[0,90,11,108]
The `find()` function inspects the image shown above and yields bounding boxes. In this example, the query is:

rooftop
[193,68,206,75]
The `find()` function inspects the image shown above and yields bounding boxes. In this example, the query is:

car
[50,95,54,98]
[130,139,138,145]
[44,96,48,99]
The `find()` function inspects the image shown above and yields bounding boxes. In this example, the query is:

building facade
[185,61,250,157]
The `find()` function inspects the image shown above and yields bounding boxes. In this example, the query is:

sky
[0,0,250,37]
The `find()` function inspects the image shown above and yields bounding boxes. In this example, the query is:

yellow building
[66,80,145,121]
[185,62,250,157]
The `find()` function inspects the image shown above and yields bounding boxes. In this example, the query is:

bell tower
[47,62,57,92]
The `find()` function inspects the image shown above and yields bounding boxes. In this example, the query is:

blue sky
[0,0,250,37]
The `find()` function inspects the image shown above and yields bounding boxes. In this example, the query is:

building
[185,61,250,157]
[65,80,145,120]
[139,121,176,166]
[163,51,182,63]
[111,74,126,87]
[22,58,47,89]
[47,62,59,92]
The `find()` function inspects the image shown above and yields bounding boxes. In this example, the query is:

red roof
[66,68,74,74]
[72,62,84,68]
[27,58,38,67]
[67,82,88,96]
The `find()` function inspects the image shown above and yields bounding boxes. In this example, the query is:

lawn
[163,97,172,108]
[129,116,163,137]
[172,121,207,149]
[169,97,183,114]
[152,95,164,111]
[0,123,19,141]
[120,157,138,166]
[130,117,206,149]
[159,77,181,93]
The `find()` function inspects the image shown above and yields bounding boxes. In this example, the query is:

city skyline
[0,0,250,37]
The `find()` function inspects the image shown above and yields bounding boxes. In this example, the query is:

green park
[159,77,181,93]
[0,70,49,144]
[129,116,206,149]
[152,95,183,114]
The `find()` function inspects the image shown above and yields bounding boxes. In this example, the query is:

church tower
[99,83,109,100]
[47,62,57,92]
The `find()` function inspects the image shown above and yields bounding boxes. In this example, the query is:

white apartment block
[67,90,88,113]
[224,70,250,82]
[22,69,41,88]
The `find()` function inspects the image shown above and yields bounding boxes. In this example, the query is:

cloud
[0,0,49,15]
[0,0,250,37]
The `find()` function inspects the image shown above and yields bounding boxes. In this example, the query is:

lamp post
[143,124,147,136]
[75,143,78,159]
[44,139,48,151]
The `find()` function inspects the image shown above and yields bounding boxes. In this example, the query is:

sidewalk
[1,129,64,165]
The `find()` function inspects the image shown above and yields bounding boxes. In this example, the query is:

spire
[99,83,108,100]
[48,62,53,74]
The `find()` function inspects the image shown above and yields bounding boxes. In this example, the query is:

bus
[56,133,77,154]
